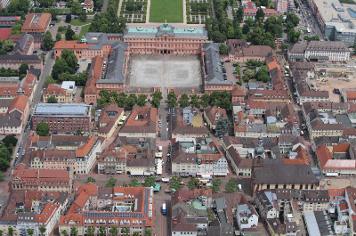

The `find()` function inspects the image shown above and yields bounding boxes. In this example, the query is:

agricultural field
[149,0,183,22]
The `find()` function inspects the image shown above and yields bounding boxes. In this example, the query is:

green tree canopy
[167,91,177,108]
[42,31,54,51]
[225,178,238,193]
[36,122,49,136]
[47,96,58,103]
[179,94,190,108]
[65,26,75,40]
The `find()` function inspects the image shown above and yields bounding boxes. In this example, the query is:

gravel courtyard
[128,55,202,88]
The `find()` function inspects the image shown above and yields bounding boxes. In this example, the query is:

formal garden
[120,0,148,23]
[186,0,211,24]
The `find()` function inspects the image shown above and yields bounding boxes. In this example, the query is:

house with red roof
[11,164,73,192]
[0,190,69,236]
[59,184,154,235]
[316,144,356,176]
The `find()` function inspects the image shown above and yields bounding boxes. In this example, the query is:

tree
[143,176,155,187]
[61,229,68,236]
[129,179,141,187]
[0,229,3,236]
[190,94,200,108]
[285,13,299,29]
[200,94,210,109]
[105,177,116,187]
[86,177,96,183]
[287,29,300,44]
[70,1,83,15]
[151,91,162,108]
[225,178,237,193]
[26,229,34,236]
[255,7,265,22]
[65,14,72,23]
[121,227,129,236]
[133,232,140,236]
[87,226,95,236]
[98,226,106,236]
[2,135,17,148]
[52,58,70,80]
[256,66,270,83]
[38,0,54,7]
[219,43,229,55]
[125,94,137,109]
[170,176,182,191]
[188,177,199,190]
[56,32,63,42]
[70,227,78,236]
[144,228,152,236]
[137,94,147,107]
[7,0,30,14]
[65,26,75,40]
[19,63,28,78]
[179,94,190,108]
[41,31,54,51]
[47,95,58,103]
[61,49,78,73]
[167,91,177,108]
[39,226,46,236]
[36,122,49,136]
[8,227,13,236]
[79,11,87,22]
[211,178,221,193]
[109,227,118,236]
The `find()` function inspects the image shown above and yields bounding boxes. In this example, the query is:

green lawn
[79,24,91,38]
[149,0,183,23]
[71,19,91,26]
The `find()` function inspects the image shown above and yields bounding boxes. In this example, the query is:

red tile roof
[45,84,66,96]
[54,40,89,50]
[21,13,51,33]
[76,136,97,157]
[8,95,28,114]
[0,28,11,40]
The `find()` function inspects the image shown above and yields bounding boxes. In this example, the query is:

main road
[14,51,55,166]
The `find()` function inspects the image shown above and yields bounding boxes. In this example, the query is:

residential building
[32,103,92,133]
[236,203,259,230]
[171,107,209,140]
[0,16,20,27]
[202,43,234,92]
[276,0,289,13]
[252,159,319,194]
[97,137,156,176]
[43,84,73,103]
[0,95,30,135]
[59,184,154,235]
[204,106,228,131]
[0,190,69,236]
[119,105,157,138]
[0,53,42,70]
[82,0,94,12]
[302,102,348,140]
[97,103,124,138]
[226,40,273,62]
[21,13,51,33]
[171,188,212,236]
[29,135,102,174]
[171,137,228,177]
[288,41,350,62]
[316,143,356,176]
[14,34,35,55]
[11,164,72,192]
